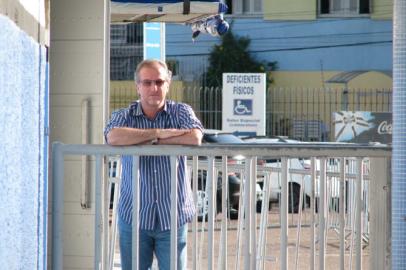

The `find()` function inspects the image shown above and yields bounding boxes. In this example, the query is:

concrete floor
[112,208,370,269]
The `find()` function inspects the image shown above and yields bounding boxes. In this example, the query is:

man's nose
[150,83,159,91]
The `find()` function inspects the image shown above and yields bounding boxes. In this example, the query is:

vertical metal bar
[103,0,111,264]
[280,157,288,270]
[81,99,90,209]
[319,158,327,270]
[310,157,316,270]
[107,160,114,270]
[94,155,103,270]
[244,157,252,270]
[220,155,228,270]
[192,156,198,270]
[132,156,140,270]
[294,176,304,270]
[109,177,120,270]
[235,169,245,270]
[369,157,391,270]
[207,156,215,270]
[52,142,64,270]
[170,156,178,270]
[250,157,257,270]
[103,0,110,125]
[102,157,109,270]
[339,158,346,270]
[355,158,363,270]
[349,175,357,270]
[198,168,207,270]
[258,172,271,270]
[108,158,121,270]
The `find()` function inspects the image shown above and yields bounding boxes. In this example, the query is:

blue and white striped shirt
[104,100,203,230]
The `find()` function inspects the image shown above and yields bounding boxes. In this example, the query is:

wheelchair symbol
[234,99,252,115]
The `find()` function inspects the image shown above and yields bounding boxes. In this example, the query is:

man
[104,59,203,270]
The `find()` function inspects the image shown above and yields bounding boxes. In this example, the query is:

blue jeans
[118,216,188,270]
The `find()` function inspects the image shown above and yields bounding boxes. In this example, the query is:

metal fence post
[170,156,178,270]
[131,156,140,270]
[192,156,198,270]
[52,142,64,270]
[280,157,288,270]
[355,158,364,270]
[319,158,327,270]
[94,155,103,270]
[369,157,391,270]
[207,156,215,270]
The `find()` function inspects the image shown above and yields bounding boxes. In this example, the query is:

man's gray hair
[134,59,172,82]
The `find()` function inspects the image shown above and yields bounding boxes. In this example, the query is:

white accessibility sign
[222,73,266,136]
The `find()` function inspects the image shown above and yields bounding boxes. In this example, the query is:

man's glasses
[138,79,167,87]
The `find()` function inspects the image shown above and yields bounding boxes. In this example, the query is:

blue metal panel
[392,0,406,268]
[0,14,47,269]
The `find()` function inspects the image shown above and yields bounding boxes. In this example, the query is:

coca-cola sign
[333,111,392,144]
[377,121,392,135]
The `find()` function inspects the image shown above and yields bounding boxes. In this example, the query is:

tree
[204,26,277,87]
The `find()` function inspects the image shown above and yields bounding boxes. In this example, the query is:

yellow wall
[371,0,393,20]
[271,71,392,89]
[263,0,392,20]
[264,0,317,20]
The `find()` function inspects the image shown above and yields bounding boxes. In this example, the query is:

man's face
[137,64,170,110]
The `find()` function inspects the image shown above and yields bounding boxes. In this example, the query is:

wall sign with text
[222,73,266,136]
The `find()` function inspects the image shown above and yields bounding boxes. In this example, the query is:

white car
[242,136,312,213]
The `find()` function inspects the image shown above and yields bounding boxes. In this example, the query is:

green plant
[204,25,277,87]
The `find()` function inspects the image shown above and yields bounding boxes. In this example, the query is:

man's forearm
[158,129,202,145]
[106,127,197,146]
[107,127,158,145]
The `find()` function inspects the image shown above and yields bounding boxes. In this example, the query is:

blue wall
[0,15,48,269]
[166,17,392,72]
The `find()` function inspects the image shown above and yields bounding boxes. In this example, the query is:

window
[320,0,370,16]
[229,0,262,15]
[110,23,143,80]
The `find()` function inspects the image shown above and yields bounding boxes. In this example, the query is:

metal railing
[51,142,391,270]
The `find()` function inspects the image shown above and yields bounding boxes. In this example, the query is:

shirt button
[154,170,157,173]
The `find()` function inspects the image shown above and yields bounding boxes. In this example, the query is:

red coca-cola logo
[377,121,392,134]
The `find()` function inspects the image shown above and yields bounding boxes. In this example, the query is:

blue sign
[143,22,165,60]
[233,99,253,115]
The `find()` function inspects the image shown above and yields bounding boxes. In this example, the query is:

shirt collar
[130,100,168,117]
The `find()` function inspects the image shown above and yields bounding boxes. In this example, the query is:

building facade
[165,0,393,89]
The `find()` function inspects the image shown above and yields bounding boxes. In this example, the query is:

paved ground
[113,207,370,269]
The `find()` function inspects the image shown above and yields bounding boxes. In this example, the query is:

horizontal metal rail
[52,142,390,158]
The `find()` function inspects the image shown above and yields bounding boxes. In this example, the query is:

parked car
[193,131,263,220]
[196,132,313,217]
[241,136,312,213]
